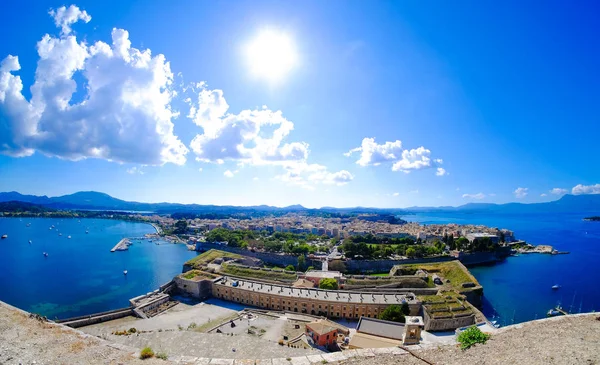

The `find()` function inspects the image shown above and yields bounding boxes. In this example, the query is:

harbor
[110,238,131,252]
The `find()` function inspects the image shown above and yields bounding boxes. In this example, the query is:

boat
[49,227,52,230]
[85,230,89,234]
[67,236,72,239]
[29,240,32,244]
[43,252,48,257]
[552,284,561,290]
[123,270,128,275]
[1,234,7,239]
[58,233,62,236]
[26,223,31,227]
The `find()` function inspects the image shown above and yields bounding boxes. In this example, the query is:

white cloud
[462,193,485,200]
[345,138,444,175]
[392,192,399,197]
[572,184,600,195]
[344,138,403,166]
[187,86,308,166]
[186,84,350,186]
[49,5,91,36]
[0,9,188,165]
[275,162,353,189]
[126,166,144,175]
[540,193,547,197]
[550,188,568,195]
[198,168,203,172]
[224,170,235,178]
[514,187,529,199]
[252,177,259,181]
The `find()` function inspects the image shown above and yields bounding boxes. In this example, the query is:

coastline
[150,223,162,234]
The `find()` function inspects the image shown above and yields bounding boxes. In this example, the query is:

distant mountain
[0,191,598,215]
[407,194,600,214]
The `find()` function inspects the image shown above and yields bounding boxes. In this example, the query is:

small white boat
[85,230,89,234]
[29,240,32,244]
[67,236,72,239]
[1,234,7,239]
[123,270,128,275]
[26,223,31,227]
[58,233,62,236]
[43,252,48,257]
[49,227,52,230]
[552,285,561,290]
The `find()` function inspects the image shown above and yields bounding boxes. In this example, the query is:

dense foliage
[457,326,491,350]
[340,234,446,259]
[318,278,339,290]
[378,304,407,323]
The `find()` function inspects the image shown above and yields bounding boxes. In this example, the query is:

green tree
[401,302,410,316]
[297,255,306,271]
[173,220,188,234]
[306,266,314,272]
[405,247,416,258]
[319,278,339,290]
[456,237,469,251]
[378,305,406,323]
[285,265,296,272]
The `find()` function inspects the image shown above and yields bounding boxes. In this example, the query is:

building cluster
[181,213,515,242]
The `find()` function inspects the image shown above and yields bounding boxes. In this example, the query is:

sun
[245,30,298,83]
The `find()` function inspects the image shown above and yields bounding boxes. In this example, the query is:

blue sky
[0,0,599,208]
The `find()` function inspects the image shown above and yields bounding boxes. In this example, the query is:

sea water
[0,217,197,319]
[407,212,600,325]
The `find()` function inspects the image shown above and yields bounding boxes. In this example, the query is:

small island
[583,216,600,221]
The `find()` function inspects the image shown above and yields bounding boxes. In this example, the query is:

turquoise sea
[0,218,197,319]
[407,212,600,325]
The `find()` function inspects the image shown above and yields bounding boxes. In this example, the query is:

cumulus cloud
[275,162,353,189]
[550,188,568,195]
[49,5,91,35]
[462,193,485,200]
[345,138,444,175]
[572,184,600,195]
[224,170,235,178]
[392,192,399,197]
[344,138,403,166]
[186,84,350,186]
[198,168,203,172]
[514,187,529,198]
[0,8,188,165]
[540,193,547,197]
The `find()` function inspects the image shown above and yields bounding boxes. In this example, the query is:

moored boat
[123,270,128,275]
[552,284,561,290]
[1,234,7,239]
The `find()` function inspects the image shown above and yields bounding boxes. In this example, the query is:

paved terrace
[217,277,419,305]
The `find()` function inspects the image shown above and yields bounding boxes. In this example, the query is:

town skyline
[1,1,599,208]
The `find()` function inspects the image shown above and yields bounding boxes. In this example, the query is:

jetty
[110,238,131,252]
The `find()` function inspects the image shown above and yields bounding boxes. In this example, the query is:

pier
[110,238,131,252]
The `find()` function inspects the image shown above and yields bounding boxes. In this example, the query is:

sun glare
[245,30,298,83]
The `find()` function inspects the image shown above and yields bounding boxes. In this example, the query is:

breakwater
[110,238,131,252]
